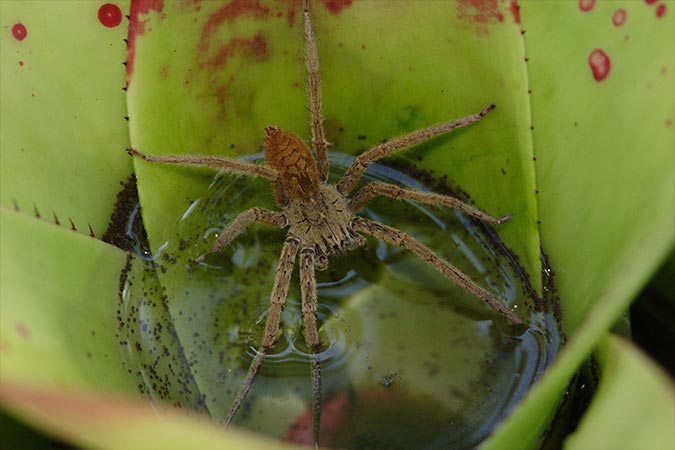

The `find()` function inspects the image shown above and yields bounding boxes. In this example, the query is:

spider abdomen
[263,126,320,201]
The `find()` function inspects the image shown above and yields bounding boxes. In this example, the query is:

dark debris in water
[102,174,150,254]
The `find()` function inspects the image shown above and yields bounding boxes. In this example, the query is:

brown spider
[128,1,522,447]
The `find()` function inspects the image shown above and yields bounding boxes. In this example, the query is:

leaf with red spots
[484,1,674,448]
[0,1,132,237]
[1,0,673,449]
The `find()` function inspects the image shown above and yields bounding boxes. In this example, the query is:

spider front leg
[349,182,511,225]
[303,0,330,182]
[192,207,287,263]
[225,237,300,425]
[336,104,496,195]
[351,217,523,326]
[300,246,322,449]
[127,148,278,179]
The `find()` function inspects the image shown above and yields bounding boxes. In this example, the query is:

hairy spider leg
[351,217,523,325]
[225,237,300,425]
[192,207,287,263]
[348,181,511,224]
[336,104,497,195]
[300,246,322,448]
[303,0,330,182]
[126,148,278,179]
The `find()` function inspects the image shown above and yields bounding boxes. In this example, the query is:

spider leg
[349,181,511,224]
[336,104,496,195]
[303,0,330,182]
[225,237,300,425]
[193,208,287,263]
[351,217,523,325]
[300,246,322,449]
[127,148,278,179]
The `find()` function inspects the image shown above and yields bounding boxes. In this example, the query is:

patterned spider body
[264,126,365,268]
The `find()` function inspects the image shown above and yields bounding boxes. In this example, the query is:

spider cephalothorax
[128,1,522,447]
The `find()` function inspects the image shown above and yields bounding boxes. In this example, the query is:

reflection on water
[118,153,561,449]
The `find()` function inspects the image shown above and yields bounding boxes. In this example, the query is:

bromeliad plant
[1,1,673,449]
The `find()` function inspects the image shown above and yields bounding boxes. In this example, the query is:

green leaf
[564,335,675,450]
[484,1,674,447]
[0,207,132,390]
[0,0,132,235]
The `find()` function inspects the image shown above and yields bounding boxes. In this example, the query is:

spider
[128,1,522,447]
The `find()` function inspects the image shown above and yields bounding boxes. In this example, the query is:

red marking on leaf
[457,0,506,35]
[12,23,27,41]
[323,0,353,15]
[126,0,165,87]
[286,3,298,27]
[176,0,202,13]
[579,0,595,12]
[284,391,348,447]
[197,0,270,63]
[196,1,271,97]
[98,3,123,28]
[645,0,658,4]
[510,0,521,24]
[16,323,30,339]
[18,60,24,67]
[202,34,268,70]
[655,3,667,17]
[589,49,611,82]
[612,9,627,26]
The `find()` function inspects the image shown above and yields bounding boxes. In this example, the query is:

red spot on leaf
[457,0,506,35]
[16,323,30,339]
[12,23,27,41]
[126,0,165,87]
[176,0,202,12]
[284,391,348,447]
[579,0,595,12]
[589,49,611,82]
[18,60,24,67]
[655,3,667,17]
[645,0,658,4]
[612,9,627,26]
[323,0,352,15]
[98,3,123,28]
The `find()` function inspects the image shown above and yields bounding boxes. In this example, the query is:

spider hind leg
[224,237,300,425]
